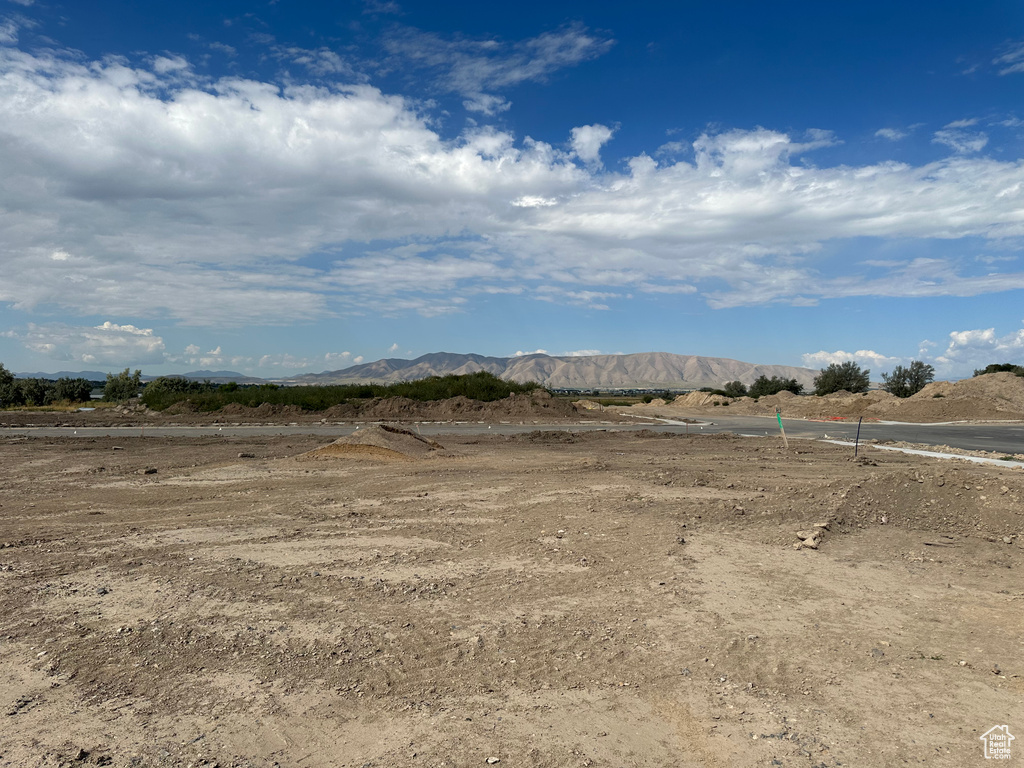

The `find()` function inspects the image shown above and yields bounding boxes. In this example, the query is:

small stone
[95,586,110,596]
[795,530,815,540]
[140,467,157,475]
[238,452,256,459]
[1003,537,1013,544]
[800,537,819,550]
[486,758,500,765]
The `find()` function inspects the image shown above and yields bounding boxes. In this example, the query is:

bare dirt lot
[1,428,1022,767]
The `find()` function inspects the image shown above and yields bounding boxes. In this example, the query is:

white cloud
[0,19,18,44]
[933,128,988,154]
[274,46,362,80]
[388,343,400,352]
[932,325,1024,375]
[563,349,601,357]
[382,23,614,109]
[13,321,166,365]
[151,55,190,75]
[993,40,1024,75]
[802,325,1024,380]
[463,93,510,115]
[7,0,34,6]
[875,127,906,141]
[944,118,979,129]
[801,349,905,372]
[0,45,1023,328]
[514,349,548,357]
[570,124,614,165]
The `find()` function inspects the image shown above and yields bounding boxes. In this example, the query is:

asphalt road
[3,415,1024,455]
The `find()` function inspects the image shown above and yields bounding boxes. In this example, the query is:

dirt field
[1,428,1022,767]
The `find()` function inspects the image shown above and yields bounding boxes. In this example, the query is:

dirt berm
[637,372,1024,422]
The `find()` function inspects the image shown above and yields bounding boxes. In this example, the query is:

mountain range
[16,353,819,390]
[288,352,818,390]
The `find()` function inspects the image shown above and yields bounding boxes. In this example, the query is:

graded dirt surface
[1,430,1022,767]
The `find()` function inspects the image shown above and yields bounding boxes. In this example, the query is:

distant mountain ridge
[290,352,818,390]
[15,370,110,381]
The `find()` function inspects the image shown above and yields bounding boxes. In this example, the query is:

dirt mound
[216,403,305,418]
[672,391,732,407]
[300,424,446,461]
[326,390,584,422]
[658,373,1024,423]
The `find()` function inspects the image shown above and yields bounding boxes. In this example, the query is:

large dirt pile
[659,372,1024,422]
[300,424,446,461]
[322,389,584,422]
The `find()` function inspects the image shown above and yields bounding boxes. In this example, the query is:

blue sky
[1,0,1024,379]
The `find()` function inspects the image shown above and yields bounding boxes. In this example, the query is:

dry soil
[1,428,1022,767]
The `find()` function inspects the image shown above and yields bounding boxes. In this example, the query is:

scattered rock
[486,758,500,765]
[238,452,256,459]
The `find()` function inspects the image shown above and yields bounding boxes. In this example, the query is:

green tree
[813,361,870,395]
[17,378,48,406]
[103,368,142,402]
[748,375,803,398]
[881,361,935,398]
[51,377,94,404]
[722,380,748,397]
[0,363,24,407]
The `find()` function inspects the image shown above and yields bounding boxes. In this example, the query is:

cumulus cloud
[514,349,548,357]
[801,349,905,372]
[932,325,1024,374]
[563,349,602,357]
[802,324,1024,380]
[13,321,167,365]
[570,124,614,165]
[0,44,1023,330]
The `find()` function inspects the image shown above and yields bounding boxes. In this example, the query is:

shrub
[881,361,935,398]
[813,361,869,396]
